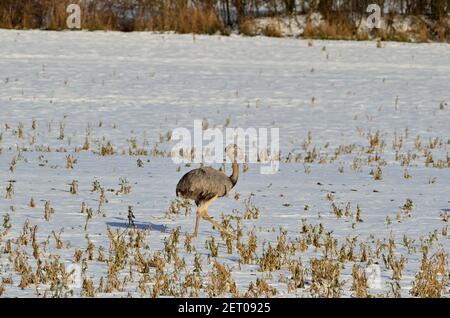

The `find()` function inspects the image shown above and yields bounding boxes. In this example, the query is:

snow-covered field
[0,30,449,298]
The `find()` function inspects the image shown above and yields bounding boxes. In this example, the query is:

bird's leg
[193,206,203,238]
[193,196,236,239]
[201,210,236,239]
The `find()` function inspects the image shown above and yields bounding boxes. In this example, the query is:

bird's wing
[176,167,232,202]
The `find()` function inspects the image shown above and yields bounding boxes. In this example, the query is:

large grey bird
[176,145,239,238]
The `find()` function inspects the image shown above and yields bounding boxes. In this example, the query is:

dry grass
[148,6,226,35]
[0,1,447,42]
[262,21,283,38]
[411,250,448,298]
[238,18,257,36]
[0,0,227,34]
[303,17,365,41]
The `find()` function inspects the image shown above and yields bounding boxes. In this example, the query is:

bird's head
[225,144,240,162]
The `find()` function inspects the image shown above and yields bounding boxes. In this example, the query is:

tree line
[0,0,448,31]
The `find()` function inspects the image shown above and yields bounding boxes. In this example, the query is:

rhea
[176,145,239,238]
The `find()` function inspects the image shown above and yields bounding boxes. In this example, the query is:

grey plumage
[176,166,235,205]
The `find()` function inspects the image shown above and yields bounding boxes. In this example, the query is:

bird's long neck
[230,159,239,187]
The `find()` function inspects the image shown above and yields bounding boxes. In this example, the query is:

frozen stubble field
[0,30,449,297]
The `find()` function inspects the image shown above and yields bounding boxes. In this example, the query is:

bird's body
[176,146,239,237]
[176,167,235,205]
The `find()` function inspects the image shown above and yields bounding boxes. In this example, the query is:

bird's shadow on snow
[107,219,168,233]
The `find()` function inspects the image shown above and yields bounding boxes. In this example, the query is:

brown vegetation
[0,1,448,41]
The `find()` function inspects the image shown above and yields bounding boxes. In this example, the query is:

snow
[0,30,449,297]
